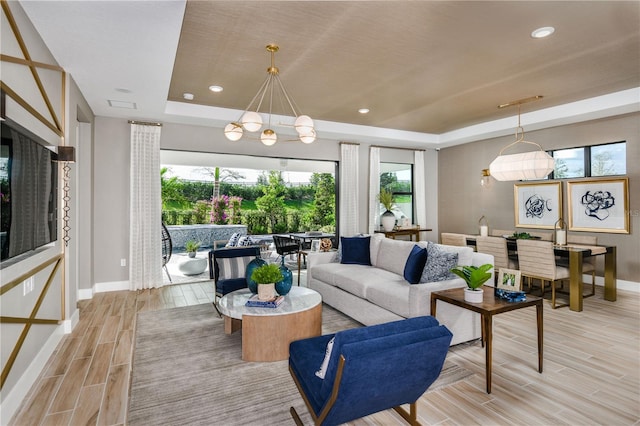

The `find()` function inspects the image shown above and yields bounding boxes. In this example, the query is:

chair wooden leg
[393,402,421,426]
[290,407,305,426]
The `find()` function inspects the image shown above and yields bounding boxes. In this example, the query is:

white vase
[464,287,484,303]
[381,211,396,232]
[258,283,275,300]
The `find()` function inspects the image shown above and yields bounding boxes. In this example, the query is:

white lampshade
[294,115,314,135]
[261,129,277,146]
[224,122,243,141]
[241,111,263,132]
[299,128,316,144]
[489,150,555,181]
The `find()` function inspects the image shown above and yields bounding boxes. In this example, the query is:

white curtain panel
[414,150,427,238]
[368,147,381,234]
[129,124,163,290]
[339,143,359,236]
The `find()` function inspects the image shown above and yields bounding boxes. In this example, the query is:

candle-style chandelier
[224,44,316,146]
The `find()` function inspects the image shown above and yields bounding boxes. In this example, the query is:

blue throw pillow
[404,244,428,284]
[340,236,371,265]
[421,242,458,282]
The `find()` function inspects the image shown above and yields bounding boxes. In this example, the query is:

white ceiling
[19,1,640,148]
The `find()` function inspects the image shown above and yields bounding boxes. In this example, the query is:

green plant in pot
[450,264,493,303]
[185,240,201,258]
[378,188,396,232]
[251,263,284,301]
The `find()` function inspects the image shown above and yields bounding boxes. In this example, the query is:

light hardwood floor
[9,283,640,426]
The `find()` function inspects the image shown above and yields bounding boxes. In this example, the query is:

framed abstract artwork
[567,177,629,233]
[514,181,562,229]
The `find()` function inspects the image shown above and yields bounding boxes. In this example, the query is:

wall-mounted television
[1,119,58,263]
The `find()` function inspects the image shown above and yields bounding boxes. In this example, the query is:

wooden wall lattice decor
[0,0,67,393]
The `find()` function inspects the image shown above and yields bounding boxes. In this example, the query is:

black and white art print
[514,181,562,229]
[567,178,629,233]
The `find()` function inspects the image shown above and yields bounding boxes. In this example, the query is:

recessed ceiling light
[115,88,132,93]
[209,85,223,93]
[183,92,194,100]
[531,26,555,39]
[358,108,370,114]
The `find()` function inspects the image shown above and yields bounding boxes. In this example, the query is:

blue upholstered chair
[209,246,260,315]
[288,316,452,425]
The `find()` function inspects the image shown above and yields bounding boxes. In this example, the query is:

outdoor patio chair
[273,235,301,263]
[210,246,261,316]
[161,222,172,283]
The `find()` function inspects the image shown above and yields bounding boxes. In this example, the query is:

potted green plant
[251,263,284,300]
[378,189,396,232]
[185,240,201,258]
[450,264,493,303]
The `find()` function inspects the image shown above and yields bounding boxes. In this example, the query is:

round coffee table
[218,287,322,362]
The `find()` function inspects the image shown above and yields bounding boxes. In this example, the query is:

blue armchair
[288,316,452,425]
[209,246,260,315]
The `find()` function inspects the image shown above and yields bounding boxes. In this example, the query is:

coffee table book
[245,294,284,308]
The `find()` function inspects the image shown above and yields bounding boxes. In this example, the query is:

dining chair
[476,236,518,277]
[558,234,598,297]
[440,232,468,247]
[516,239,570,308]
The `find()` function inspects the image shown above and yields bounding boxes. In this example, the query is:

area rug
[128,303,473,425]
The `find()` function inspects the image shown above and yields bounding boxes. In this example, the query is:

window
[380,163,413,224]
[552,147,584,178]
[551,141,626,179]
[591,142,626,176]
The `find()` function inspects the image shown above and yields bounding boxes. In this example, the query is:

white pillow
[315,336,335,379]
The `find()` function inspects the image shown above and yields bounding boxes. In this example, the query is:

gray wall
[0,0,93,411]
[438,112,639,282]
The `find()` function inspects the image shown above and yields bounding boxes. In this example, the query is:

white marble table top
[218,286,321,319]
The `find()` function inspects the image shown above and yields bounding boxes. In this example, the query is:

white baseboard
[77,280,130,300]
[95,280,130,293]
[590,275,638,293]
[0,323,66,425]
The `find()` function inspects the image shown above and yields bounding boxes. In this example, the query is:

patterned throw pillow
[217,255,254,280]
[315,336,335,379]
[420,242,459,283]
[237,236,254,247]
[225,233,241,247]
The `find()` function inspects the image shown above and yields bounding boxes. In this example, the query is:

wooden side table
[430,287,543,393]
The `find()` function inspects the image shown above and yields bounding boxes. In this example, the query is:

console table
[374,227,432,241]
[431,287,543,394]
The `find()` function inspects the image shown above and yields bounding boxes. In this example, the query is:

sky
[162,165,314,184]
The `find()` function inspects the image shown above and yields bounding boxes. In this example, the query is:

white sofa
[308,234,494,345]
